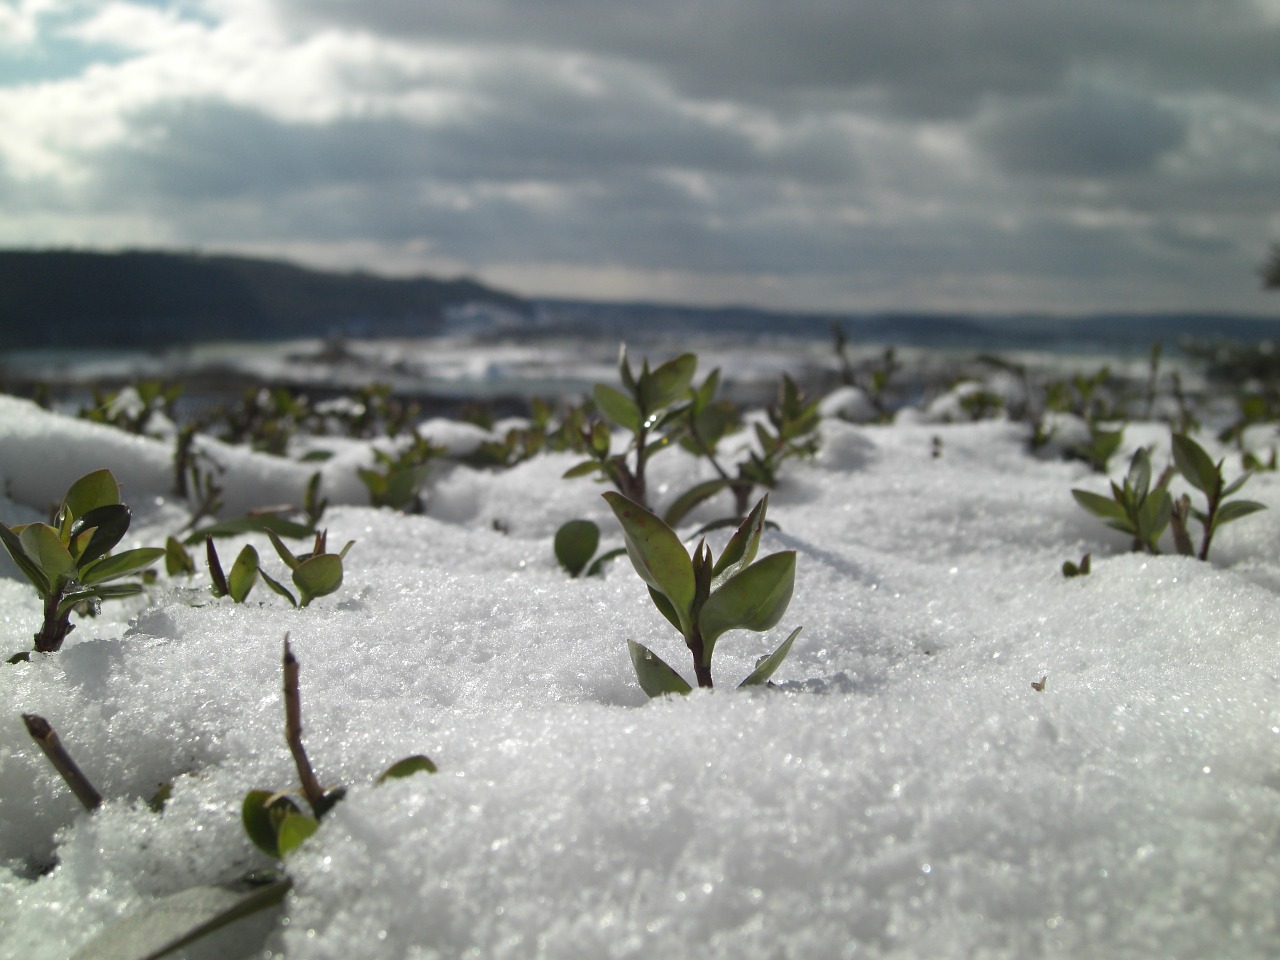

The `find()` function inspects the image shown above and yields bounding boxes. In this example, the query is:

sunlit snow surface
[2,382,1280,959]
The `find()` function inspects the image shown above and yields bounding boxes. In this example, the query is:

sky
[2,0,1280,315]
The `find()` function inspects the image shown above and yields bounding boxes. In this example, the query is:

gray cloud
[273,0,1280,117]
[977,86,1187,177]
[3,0,1278,312]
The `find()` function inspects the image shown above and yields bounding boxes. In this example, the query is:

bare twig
[22,713,103,811]
[282,635,326,815]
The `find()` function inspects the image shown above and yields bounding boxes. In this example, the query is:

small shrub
[243,636,437,858]
[1168,432,1266,560]
[260,529,354,608]
[1072,448,1171,554]
[358,433,443,512]
[605,492,801,694]
[564,347,696,509]
[0,469,164,655]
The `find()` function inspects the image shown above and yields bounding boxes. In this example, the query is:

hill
[0,249,530,349]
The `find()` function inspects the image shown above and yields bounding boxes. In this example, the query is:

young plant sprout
[261,529,355,608]
[1168,432,1266,561]
[243,636,437,859]
[1072,447,1172,554]
[0,469,164,655]
[565,346,696,510]
[605,492,801,695]
[205,538,262,603]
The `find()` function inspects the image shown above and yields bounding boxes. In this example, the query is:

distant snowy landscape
[2,338,1280,959]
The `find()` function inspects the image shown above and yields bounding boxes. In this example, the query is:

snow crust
[2,386,1280,959]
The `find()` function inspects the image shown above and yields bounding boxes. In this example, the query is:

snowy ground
[2,360,1279,958]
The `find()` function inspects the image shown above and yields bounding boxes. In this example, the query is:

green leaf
[638,353,696,412]
[617,343,637,392]
[1071,489,1128,523]
[1171,434,1220,495]
[70,504,132,566]
[1126,448,1153,499]
[592,384,641,431]
[376,755,439,784]
[647,586,685,633]
[90,583,145,600]
[205,537,228,597]
[1136,488,1172,543]
[662,479,730,528]
[712,495,769,580]
[739,626,802,687]
[562,460,602,480]
[266,530,301,570]
[227,546,259,603]
[61,469,121,522]
[19,523,76,582]
[164,536,195,577]
[627,639,693,698]
[58,582,144,617]
[182,516,313,546]
[1221,473,1253,498]
[293,553,343,606]
[381,465,429,510]
[79,547,164,585]
[554,519,600,576]
[1215,500,1267,525]
[276,813,319,856]
[66,876,292,960]
[584,546,627,577]
[259,570,297,607]
[692,367,721,412]
[0,522,52,595]
[241,790,289,857]
[698,551,796,658]
[603,492,695,634]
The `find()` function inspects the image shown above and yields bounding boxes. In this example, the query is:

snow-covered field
[2,351,1280,959]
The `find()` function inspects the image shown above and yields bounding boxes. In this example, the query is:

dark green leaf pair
[205,539,260,603]
[0,469,163,653]
[605,491,800,693]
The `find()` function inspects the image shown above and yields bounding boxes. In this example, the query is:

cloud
[977,85,1187,177]
[0,0,1277,313]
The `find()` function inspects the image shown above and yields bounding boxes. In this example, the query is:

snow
[2,363,1280,959]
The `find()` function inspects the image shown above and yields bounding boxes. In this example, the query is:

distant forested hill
[0,249,529,348]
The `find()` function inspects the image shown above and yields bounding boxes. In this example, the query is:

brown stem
[1198,489,1221,562]
[23,713,103,811]
[282,636,326,816]
[687,628,714,689]
[1169,495,1195,557]
[33,591,74,653]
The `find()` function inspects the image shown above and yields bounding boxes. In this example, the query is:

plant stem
[33,591,73,653]
[282,635,327,816]
[22,713,103,811]
[631,422,649,509]
[687,628,713,689]
[1198,486,1221,562]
